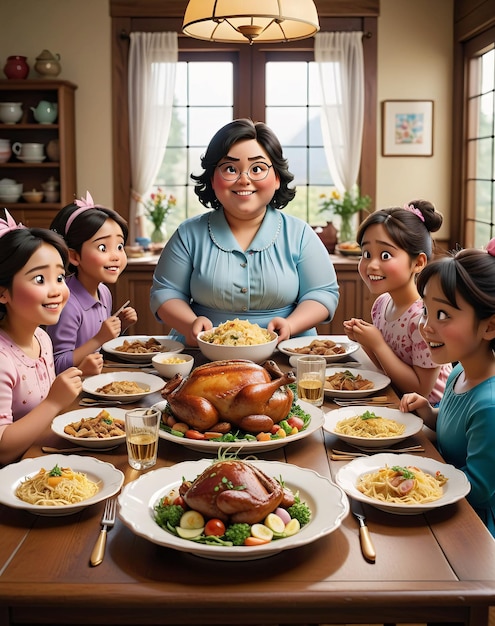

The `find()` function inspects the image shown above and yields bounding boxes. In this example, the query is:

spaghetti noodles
[15,464,99,506]
[357,464,447,505]
[335,411,405,438]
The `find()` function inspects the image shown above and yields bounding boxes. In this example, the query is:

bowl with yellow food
[196,319,278,363]
[152,353,194,378]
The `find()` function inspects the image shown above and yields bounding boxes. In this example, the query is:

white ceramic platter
[102,335,184,363]
[324,367,391,399]
[51,407,128,449]
[323,406,423,449]
[277,335,360,363]
[0,454,124,516]
[82,371,164,402]
[118,459,349,561]
[154,399,324,453]
[335,453,470,515]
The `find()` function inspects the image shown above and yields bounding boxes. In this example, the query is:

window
[465,44,495,247]
[110,11,377,232]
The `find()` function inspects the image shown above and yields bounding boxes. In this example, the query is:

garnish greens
[359,410,377,420]
[391,466,416,480]
[48,464,63,477]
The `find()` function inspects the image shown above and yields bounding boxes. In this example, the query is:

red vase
[3,56,29,80]
[314,221,338,254]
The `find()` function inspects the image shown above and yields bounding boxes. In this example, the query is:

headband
[486,238,495,257]
[0,209,26,239]
[403,203,425,223]
[65,191,104,234]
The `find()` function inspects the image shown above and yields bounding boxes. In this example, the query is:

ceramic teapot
[34,50,61,78]
[0,102,23,124]
[30,100,58,124]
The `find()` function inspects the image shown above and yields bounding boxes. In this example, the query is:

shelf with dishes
[0,79,77,227]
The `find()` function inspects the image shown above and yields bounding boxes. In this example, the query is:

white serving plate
[278,335,360,363]
[335,243,362,256]
[51,407,128,449]
[324,367,391,399]
[335,453,470,515]
[323,406,423,449]
[102,335,184,363]
[118,459,349,561]
[0,454,124,516]
[154,399,324,453]
[82,371,164,401]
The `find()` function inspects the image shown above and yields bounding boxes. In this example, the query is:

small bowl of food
[152,353,194,378]
[22,189,44,203]
[197,319,278,363]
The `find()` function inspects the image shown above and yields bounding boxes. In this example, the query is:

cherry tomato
[287,416,304,431]
[173,495,186,509]
[204,518,226,537]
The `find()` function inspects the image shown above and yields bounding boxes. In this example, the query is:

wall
[377,0,453,240]
[0,0,453,238]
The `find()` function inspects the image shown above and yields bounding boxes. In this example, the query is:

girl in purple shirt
[0,210,82,465]
[47,192,137,375]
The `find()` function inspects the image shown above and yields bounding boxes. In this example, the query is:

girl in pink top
[343,200,451,404]
[0,210,82,465]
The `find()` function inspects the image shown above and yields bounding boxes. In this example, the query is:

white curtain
[128,32,178,242]
[314,32,365,194]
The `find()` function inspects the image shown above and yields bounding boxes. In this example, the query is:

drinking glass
[125,408,160,470]
[296,355,326,407]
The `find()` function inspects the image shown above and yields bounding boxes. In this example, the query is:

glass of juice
[296,355,326,407]
[125,408,160,470]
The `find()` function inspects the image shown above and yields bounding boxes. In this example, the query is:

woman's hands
[267,317,290,342]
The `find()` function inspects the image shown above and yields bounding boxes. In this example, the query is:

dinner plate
[335,453,471,515]
[278,335,360,363]
[102,335,184,363]
[324,367,391,399]
[323,406,423,449]
[118,459,349,560]
[51,407,128,449]
[335,243,362,257]
[154,399,324,453]
[82,371,164,401]
[0,454,124,516]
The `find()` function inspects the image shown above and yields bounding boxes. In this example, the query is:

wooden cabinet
[0,79,77,227]
[110,254,375,336]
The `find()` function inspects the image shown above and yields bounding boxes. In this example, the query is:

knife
[350,498,376,562]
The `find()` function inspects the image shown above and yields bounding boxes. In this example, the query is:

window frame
[110,4,377,228]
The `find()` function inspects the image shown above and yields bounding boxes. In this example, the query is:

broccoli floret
[224,523,251,546]
[154,503,184,530]
[287,495,311,527]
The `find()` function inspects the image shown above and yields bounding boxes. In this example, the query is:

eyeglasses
[216,161,273,182]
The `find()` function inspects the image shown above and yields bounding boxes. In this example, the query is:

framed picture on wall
[382,100,434,156]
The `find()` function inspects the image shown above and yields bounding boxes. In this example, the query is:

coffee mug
[12,142,44,159]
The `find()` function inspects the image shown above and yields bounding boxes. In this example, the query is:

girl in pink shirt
[343,200,451,404]
[0,210,82,465]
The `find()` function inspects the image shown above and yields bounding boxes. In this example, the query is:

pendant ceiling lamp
[182,0,320,44]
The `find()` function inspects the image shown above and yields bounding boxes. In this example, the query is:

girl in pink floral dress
[343,200,451,404]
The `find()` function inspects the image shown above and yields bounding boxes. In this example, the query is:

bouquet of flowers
[143,188,176,230]
[318,185,371,242]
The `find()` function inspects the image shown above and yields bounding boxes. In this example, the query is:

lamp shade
[183,0,320,44]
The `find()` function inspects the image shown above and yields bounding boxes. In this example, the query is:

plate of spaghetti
[335,453,470,515]
[0,454,124,516]
[324,406,423,448]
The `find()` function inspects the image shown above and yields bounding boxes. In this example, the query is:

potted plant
[142,188,176,243]
[318,185,371,243]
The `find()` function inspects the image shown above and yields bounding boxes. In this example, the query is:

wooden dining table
[1,347,495,626]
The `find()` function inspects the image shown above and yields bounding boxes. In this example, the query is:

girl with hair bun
[343,200,451,404]
[400,241,495,536]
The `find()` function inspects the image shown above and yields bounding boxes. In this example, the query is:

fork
[79,398,136,407]
[330,445,425,460]
[90,498,117,567]
[332,396,396,407]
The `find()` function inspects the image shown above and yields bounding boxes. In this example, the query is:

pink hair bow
[65,191,103,234]
[0,209,26,239]
[403,203,425,223]
[486,238,495,257]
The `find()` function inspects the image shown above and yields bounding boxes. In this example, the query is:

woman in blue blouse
[400,242,495,537]
[151,119,339,346]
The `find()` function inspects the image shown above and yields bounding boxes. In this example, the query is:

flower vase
[339,215,356,244]
[151,224,165,244]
